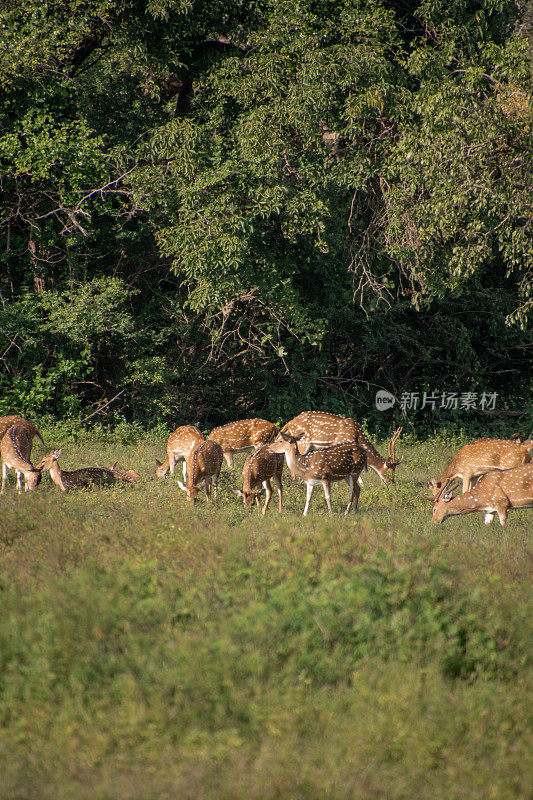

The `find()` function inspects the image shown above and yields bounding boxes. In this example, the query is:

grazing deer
[155,425,205,480]
[427,438,533,502]
[177,440,223,503]
[279,412,403,483]
[1,424,42,493]
[269,431,367,515]
[37,450,140,491]
[0,415,45,447]
[208,418,279,469]
[234,444,284,515]
[432,462,533,526]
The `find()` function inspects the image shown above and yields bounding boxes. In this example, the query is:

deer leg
[261,480,273,516]
[212,467,221,501]
[272,474,283,513]
[204,478,212,500]
[484,512,496,524]
[224,451,234,470]
[321,480,333,515]
[303,483,315,516]
[181,459,187,482]
[344,476,354,515]
[496,506,508,526]
[352,481,361,513]
[16,470,24,492]
[345,476,361,515]
[462,470,474,493]
[1,463,7,494]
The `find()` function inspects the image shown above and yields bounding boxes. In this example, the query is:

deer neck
[49,461,67,490]
[355,432,387,475]
[282,445,315,480]
[447,493,487,517]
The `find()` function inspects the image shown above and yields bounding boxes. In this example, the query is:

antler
[388,426,403,464]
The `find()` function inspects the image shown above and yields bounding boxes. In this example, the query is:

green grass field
[1,431,532,800]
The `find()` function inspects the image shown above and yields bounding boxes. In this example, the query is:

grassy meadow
[0,428,532,800]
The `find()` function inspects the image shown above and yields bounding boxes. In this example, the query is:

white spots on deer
[428,438,533,501]
[156,425,205,480]
[208,419,279,469]
[432,462,533,526]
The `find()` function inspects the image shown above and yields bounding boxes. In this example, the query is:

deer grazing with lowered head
[1,424,43,493]
[234,443,284,514]
[279,412,402,484]
[208,418,279,469]
[155,425,205,480]
[269,431,367,515]
[426,437,532,502]
[432,462,533,526]
[36,450,140,491]
[177,440,223,503]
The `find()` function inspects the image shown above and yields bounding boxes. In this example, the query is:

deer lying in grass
[427,437,532,502]
[37,450,140,491]
[234,443,284,514]
[432,462,533,526]
[279,412,403,484]
[208,418,279,469]
[110,462,142,484]
[177,440,223,503]
[155,425,205,480]
[269,431,367,515]
[1,424,43,493]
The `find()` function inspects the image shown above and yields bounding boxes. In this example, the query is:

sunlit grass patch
[0,436,531,799]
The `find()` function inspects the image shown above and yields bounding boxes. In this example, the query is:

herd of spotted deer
[1,411,532,526]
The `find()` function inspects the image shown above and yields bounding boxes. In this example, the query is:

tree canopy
[1,0,531,430]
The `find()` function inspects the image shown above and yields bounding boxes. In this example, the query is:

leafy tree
[0,0,530,427]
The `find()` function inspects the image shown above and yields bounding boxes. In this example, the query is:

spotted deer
[432,462,533,526]
[155,425,205,480]
[208,418,279,469]
[426,438,533,502]
[234,443,284,515]
[36,450,140,491]
[269,431,367,515]
[0,415,45,447]
[279,412,402,484]
[177,440,224,503]
[1,424,43,493]
[111,462,142,484]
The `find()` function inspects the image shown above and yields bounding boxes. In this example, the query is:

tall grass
[0,435,531,799]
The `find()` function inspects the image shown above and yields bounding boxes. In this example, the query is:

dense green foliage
[0,436,532,798]
[1,1,531,428]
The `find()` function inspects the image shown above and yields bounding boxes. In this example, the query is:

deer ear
[442,492,453,503]
[233,489,244,496]
[53,449,62,459]
[294,431,305,441]
[155,459,162,467]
